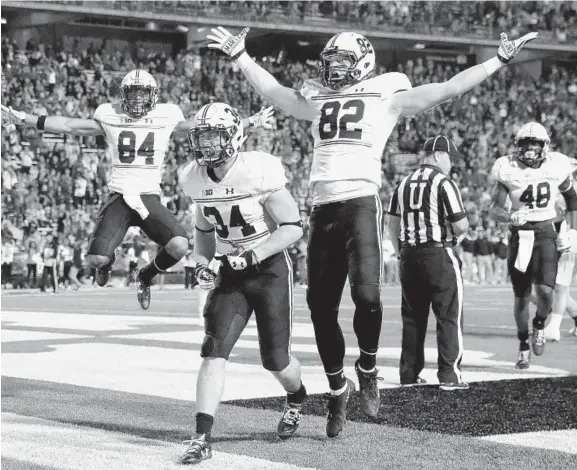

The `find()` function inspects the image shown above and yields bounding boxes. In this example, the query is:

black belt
[401,241,453,250]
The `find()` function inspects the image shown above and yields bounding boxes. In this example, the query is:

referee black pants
[399,245,464,385]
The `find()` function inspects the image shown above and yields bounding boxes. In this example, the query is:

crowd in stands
[2,25,576,289]
[74,1,577,43]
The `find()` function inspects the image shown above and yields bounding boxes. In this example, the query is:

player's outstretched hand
[249,106,275,130]
[497,32,538,64]
[194,264,217,290]
[1,104,26,126]
[207,26,249,59]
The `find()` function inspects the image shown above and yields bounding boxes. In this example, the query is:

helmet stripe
[329,33,340,49]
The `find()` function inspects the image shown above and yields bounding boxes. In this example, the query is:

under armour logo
[226,188,234,195]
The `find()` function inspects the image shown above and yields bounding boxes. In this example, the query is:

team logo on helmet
[187,103,246,168]
[514,122,550,169]
[319,32,376,90]
[119,69,159,119]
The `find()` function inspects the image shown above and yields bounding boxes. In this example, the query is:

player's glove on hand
[1,104,26,126]
[510,207,532,226]
[225,250,259,271]
[497,32,538,64]
[248,106,275,130]
[207,26,249,60]
[194,264,217,290]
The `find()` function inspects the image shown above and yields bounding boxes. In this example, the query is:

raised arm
[1,104,104,136]
[390,32,538,118]
[206,27,317,121]
[173,106,276,136]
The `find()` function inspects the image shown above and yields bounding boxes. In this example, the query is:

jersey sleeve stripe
[442,179,465,216]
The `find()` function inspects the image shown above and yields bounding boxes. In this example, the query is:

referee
[387,136,470,391]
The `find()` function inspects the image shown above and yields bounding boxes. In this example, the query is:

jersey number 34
[319,99,365,140]
[118,130,155,164]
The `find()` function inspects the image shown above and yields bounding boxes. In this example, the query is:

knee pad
[200,334,232,360]
[261,349,290,372]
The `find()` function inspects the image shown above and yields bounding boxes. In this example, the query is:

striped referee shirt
[388,164,466,245]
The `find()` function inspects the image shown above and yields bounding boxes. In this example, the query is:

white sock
[547,313,563,331]
[330,382,348,396]
[358,365,376,374]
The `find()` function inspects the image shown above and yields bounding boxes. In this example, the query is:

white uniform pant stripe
[374,194,384,287]
[446,248,464,382]
[282,250,294,355]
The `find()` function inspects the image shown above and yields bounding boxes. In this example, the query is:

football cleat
[95,253,116,287]
[569,325,577,337]
[515,349,531,369]
[354,360,382,418]
[401,377,428,387]
[179,435,213,465]
[531,327,546,356]
[439,382,470,391]
[325,378,355,438]
[135,268,151,310]
[277,403,303,440]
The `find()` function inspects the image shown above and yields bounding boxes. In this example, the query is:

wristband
[481,57,503,76]
[36,115,47,131]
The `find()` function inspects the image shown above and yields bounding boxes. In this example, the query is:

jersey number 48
[519,182,551,209]
[118,130,155,164]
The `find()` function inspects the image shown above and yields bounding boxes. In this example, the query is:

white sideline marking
[1,413,317,470]
[480,430,577,455]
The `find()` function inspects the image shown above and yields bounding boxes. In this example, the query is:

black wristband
[36,115,47,131]
[230,48,246,61]
[195,225,215,233]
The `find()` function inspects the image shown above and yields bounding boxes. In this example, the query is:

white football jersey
[93,103,184,194]
[492,151,573,222]
[300,73,412,204]
[180,151,287,255]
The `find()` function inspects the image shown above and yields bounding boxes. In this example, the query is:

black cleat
[277,402,303,440]
[439,381,470,391]
[325,378,355,438]
[95,253,116,287]
[136,268,151,310]
[515,348,531,369]
[401,377,428,387]
[354,360,382,418]
[179,435,212,465]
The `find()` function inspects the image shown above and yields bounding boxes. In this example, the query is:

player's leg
[530,238,558,355]
[180,276,251,465]
[430,248,467,389]
[134,195,188,309]
[507,232,534,369]
[399,249,432,385]
[306,204,353,437]
[545,250,575,340]
[86,193,133,287]
[246,251,307,439]
[345,195,384,418]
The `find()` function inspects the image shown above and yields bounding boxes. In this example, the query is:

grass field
[2,284,577,469]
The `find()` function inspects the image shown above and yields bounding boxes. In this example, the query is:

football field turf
[2,285,576,469]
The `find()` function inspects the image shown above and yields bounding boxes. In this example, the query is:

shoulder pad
[93,103,115,122]
[300,79,326,100]
[368,72,412,98]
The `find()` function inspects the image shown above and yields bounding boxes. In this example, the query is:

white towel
[514,230,535,273]
[123,194,150,220]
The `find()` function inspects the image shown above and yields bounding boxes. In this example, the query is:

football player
[530,189,577,341]
[2,70,273,309]
[206,26,537,434]
[490,122,577,369]
[178,103,307,464]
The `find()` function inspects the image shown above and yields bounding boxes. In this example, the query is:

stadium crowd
[1,31,576,289]
[73,1,577,43]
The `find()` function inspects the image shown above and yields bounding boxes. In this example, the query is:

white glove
[510,207,532,227]
[1,104,26,126]
[194,264,217,291]
[206,26,249,59]
[497,32,538,64]
[248,106,275,130]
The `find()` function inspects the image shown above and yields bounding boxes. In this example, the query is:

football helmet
[514,122,550,168]
[119,69,159,119]
[320,32,375,90]
[188,102,246,168]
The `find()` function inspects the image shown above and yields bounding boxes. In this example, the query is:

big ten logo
[121,118,154,124]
